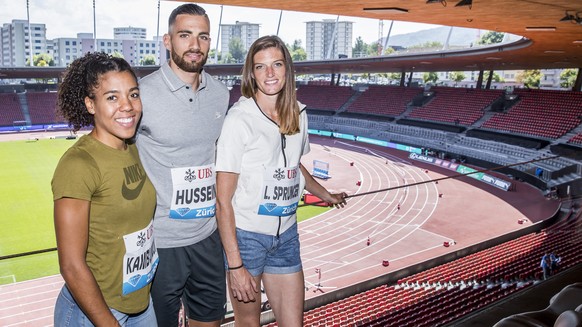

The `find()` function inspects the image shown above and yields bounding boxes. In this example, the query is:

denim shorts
[227,223,302,276]
[53,284,157,327]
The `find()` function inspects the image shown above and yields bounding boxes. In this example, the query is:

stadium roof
[179,0,582,75]
[1,0,581,79]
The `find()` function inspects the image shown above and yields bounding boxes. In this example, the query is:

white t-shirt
[216,96,310,235]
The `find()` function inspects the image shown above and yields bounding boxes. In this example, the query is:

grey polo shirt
[136,62,229,248]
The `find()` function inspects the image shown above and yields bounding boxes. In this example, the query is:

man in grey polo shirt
[135,3,229,327]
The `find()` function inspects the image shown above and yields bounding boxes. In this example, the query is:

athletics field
[0,134,329,285]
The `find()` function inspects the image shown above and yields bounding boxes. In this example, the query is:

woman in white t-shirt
[215,35,347,327]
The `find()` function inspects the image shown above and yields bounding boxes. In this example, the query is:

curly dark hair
[57,52,137,132]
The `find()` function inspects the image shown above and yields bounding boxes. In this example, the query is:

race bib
[170,165,216,219]
[122,221,158,295]
[258,166,301,217]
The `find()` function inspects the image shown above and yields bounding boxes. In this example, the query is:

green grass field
[0,138,74,284]
[0,137,330,285]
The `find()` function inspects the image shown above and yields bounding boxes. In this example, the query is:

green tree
[229,37,246,63]
[34,53,55,66]
[221,52,234,64]
[292,48,307,62]
[383,46,395,55]
[388,72,401,80]
[386,72,402,84]
[484,71,504,83]
[140,55,156,66]
[516,70,541,88]
[25,53,56,82]
[26,53,55,66]
[449,71,466,86]
[478,31,505,45]
[290,39,302,52]
[560,68,577,89]
[287,40,307,62]
[423,72,439,84]
[352,36,367,58]
[367,42,383,56]
[209,49,224,63]
[409,41,443,50]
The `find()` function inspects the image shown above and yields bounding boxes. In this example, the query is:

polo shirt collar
[160,61,207,92]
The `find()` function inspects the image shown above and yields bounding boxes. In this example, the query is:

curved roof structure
[176,0,582,75]
[1,0,581,79]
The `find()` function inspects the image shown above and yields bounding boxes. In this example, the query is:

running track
[300,137,549,299]
[0,135,559,326]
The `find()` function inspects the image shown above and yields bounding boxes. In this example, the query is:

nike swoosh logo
[122,175,147,200]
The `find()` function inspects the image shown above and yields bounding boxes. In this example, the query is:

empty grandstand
[26,92,62,125]
[0,93,25,127]
[3,82,581,327]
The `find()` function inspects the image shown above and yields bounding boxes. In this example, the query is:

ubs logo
[273,168,285,181]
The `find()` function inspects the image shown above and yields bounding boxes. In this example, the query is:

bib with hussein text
[170,165,216,219]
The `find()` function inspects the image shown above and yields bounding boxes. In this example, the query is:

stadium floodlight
[426,0,447,7]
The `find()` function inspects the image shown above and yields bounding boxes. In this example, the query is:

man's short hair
[168,3,208,30]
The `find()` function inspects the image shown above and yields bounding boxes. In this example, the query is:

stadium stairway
[16,92,31,125]
[471,110,497,128]
[336,91,363,114]
[394,103,416,121]
[554,122,582,145]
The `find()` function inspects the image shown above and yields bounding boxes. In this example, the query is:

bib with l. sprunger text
[258,166,301,217]
[170,165,216,219]
[122,220,158,295]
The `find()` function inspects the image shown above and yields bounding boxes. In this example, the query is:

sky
[1,0,441,47]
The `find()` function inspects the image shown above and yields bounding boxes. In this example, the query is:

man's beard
[171,50,207,73]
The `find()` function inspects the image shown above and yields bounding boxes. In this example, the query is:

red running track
[298,137,557,299]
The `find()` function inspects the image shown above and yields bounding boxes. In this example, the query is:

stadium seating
[262,284,525,327]
[407,86,504,125]
[261,207,582,327]
[26,92,61,125]
[482,89,582,139]
[296,85,354,112]
[553,308,582,327]
[345,85,422,117]
[568,133,582,145]
[493,283,582,327]
[0,93,25,126]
